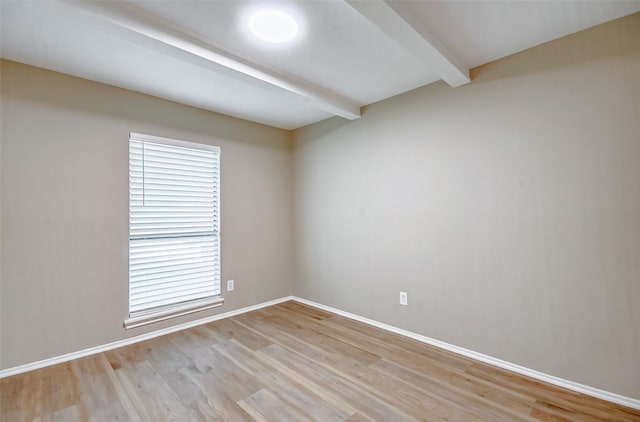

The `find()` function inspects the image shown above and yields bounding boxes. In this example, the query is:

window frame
[124,132,223,329]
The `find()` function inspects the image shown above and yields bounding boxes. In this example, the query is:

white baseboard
[0,296,294,379]
[291,296,640,411]
[2,294,638,411]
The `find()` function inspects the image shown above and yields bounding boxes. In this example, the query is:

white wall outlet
[399,291,408,306]
[227,279,235,292]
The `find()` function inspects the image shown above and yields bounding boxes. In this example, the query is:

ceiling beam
[346,0,470,88]
[63,1,361,120]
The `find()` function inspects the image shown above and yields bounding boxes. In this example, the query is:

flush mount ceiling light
[248,9,299,43]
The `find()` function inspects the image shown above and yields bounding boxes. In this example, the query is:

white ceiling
[2,0,639,130]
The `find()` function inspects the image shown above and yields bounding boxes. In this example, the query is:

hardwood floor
[2,301,639,421]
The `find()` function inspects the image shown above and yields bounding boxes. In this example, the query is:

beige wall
[292,14,640,399]
[0,60,294,369]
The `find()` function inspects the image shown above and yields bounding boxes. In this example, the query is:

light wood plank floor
[2,301,639,421]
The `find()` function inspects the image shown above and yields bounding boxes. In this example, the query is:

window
[124,133,222,329]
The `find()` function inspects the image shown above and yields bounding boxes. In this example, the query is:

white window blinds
[129,133,221,320]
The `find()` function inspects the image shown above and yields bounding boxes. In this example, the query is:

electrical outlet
[227,280,235,292]
[399,291,408,306]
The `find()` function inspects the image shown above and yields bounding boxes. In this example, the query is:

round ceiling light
[248,9,299,43]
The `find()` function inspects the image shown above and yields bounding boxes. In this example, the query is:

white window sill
[124,296,224,329]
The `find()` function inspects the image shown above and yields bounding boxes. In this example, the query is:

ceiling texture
[2,0,639,130]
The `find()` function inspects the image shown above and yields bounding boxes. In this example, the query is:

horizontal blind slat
[135,151,216,166]
[130,184,215,194]
[130,250,218,268]
[131,279,219,298]
[131,270,217,288]
[136,141,218,158]
[130,205,217,212]
[130,252,218,268]
[130,263,219,280]
[130,238,218,252]
[131,171,216,184]
[131,166,218,180]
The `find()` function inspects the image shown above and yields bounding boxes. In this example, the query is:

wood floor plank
[113,367,157,421]
[268,305,471,377]
[344,413,370,422]
[171,336,261,420]
[370,358,534,421]
[236,315,488,421]
[320,316,472,373]
[120,335,216,419]
[372,354,540,415]
[276,301,334,320]
[128,360,198,421]
[236,399,270,422]
[238,388,314,422]
[234,314,380,377]
[280,304,473,372]
[183,323,228,347]
[206,317,273,351]
[39,404,82,422]
[238,312,382,366]
[2,300,638,421]
[214,339,353,421]
[465,363,640,421]
[99,354,142,422]
[530,406,575,422]
[1,371,38,420]
[70,355,132,421]
[257,343,418,421]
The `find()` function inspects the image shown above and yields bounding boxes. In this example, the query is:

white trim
[124,296,224,329]
[130,132,220,152]
[290,296,640,411]
[0,296,293,379]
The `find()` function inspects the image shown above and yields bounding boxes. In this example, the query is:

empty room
[1,0,639,420]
